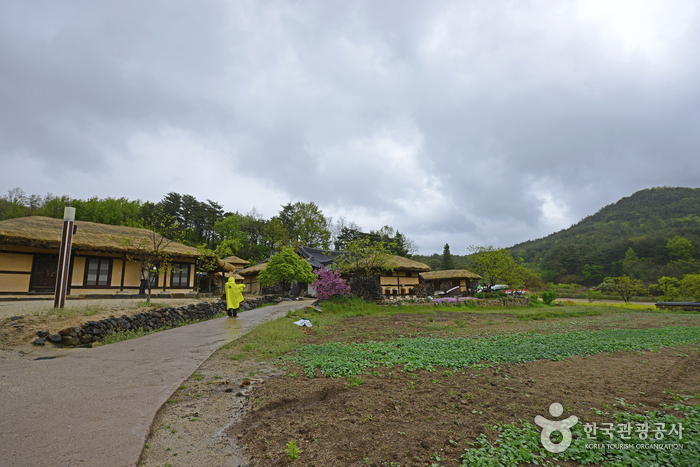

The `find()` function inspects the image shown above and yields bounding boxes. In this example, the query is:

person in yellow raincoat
[224,277,246,317]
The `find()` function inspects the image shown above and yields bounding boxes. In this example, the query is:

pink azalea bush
[312,268,351,301]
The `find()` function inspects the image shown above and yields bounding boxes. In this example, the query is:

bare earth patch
[140,309,700,467]
[0,298,214,351]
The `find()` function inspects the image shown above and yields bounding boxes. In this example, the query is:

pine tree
[440,243,455,270]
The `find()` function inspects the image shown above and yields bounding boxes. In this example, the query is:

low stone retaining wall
[382,297,531,307]
[655,302,700,311]
[34,296,273,347]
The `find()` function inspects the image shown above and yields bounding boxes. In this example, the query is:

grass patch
[221,315,308,360]
[291,326,700,376]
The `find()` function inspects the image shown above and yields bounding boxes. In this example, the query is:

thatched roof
[384,255,431,272]
[420,269,481,281]
[238,262,267,276]
[221,255,250,266]
[351,254,431,272]
[223,272,245,280]
[0,216,200,258]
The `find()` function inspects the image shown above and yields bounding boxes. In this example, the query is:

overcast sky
[2,0,699,254]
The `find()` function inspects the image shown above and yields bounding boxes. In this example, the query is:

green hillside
[509,187,700,285]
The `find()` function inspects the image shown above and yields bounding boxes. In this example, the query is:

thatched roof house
[372,255,430,297]
[218,255,249,280]
[220,255,250,271]
[0,216,200,257]
[0,216,200,296]
[420,269,482,295]
[346,253,431,297]
[233,249,433,298]
[237,262,267,294]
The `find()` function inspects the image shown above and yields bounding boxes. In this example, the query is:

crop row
[292,326,700,377]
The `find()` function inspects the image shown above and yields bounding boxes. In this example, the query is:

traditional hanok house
[197,255,249,295]
[348,253,431,297]
[237,262,266,294]
[297,246,347,269]
[218,255,248,290]
[419,269,482,296]
[238,247,348,296]
[220,255,249,273]
[377,255,431,298]
[0,216,200,297]
[297,246,350,296]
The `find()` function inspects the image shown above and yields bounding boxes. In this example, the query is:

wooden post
[53,207,75,309]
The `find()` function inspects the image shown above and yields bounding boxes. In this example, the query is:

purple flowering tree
[312,268,351,301]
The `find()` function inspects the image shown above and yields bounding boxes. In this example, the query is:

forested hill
[509,187,700,285]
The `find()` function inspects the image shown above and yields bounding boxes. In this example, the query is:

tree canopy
[439,243,454,270]
[258,247,316,290]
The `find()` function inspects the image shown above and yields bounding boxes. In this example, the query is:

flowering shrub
[312,268,351,301]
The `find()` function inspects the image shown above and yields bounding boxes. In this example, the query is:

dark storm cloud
[1,0,699,253]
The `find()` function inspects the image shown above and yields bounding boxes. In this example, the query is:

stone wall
[382,297,531,307]
[34,296,273,347]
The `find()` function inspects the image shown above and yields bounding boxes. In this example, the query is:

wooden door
[29,254,59,293]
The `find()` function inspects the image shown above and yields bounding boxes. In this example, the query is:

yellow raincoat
[225,277,246,313]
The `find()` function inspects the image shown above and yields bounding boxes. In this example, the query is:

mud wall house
[0,216,200,296]
[206,255,249,294]
[419,269,482,295]
[377,255,431,297]
[237,262,266,294]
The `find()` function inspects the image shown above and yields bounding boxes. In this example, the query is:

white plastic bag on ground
[293,318,312,327]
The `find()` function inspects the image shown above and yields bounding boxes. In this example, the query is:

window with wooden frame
[84,257,112,287]
[170,263,191,287]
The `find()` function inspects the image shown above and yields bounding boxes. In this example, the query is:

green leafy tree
[334,237,397,276]
[258,246,315,291]
[604,275,647,303]
[501,262,530,291]
[467,245,520,291]
[278,201,331,249]
[680,273,700,301]
[667,236,695,261]
[439,243,455,270]
[656,276,680,301]
[582,264,605,283]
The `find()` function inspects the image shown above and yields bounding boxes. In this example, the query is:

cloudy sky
[2,0,699,254]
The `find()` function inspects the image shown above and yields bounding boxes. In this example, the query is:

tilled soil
[232,346,699,466]
[141,310,700,467]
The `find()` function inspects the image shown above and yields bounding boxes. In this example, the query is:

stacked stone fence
[34,296,274,347]
[381,296,531,307]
